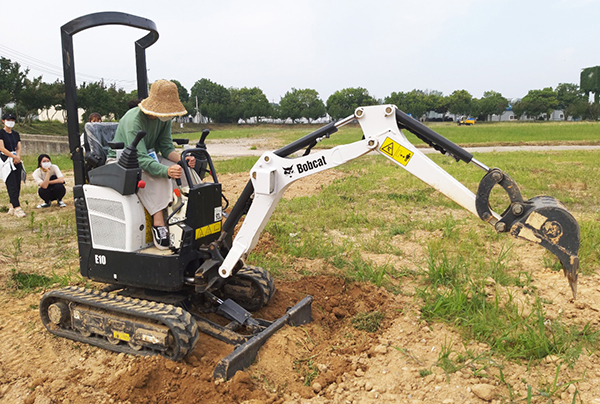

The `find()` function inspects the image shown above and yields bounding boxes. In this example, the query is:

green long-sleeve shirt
[107,107,176,178]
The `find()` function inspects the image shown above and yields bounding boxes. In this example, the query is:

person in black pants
[32,154,66,208]
[0,112,26,218]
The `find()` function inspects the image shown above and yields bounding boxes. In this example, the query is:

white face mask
[42,161,52,169]
[158,116,173,122]
[5,121,15,128]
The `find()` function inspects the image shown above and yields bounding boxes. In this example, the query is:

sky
[1,0,599,104]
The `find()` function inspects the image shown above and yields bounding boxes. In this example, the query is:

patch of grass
[418,256,598,363]
[351,311,385,333]
[214,155,259,174]
[9,268,80,294]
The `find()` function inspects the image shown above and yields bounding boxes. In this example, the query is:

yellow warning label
[380,137,413,166]
[195,221,222,240]
[113,331,130,341]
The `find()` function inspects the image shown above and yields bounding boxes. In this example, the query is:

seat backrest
[83,122,119,168]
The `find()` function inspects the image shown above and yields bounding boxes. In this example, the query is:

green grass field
[176,120,600,148]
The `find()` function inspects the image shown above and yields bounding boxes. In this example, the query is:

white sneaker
[14,207,26,218]
[7,206,14,215]
[152,225,170,250]
[58,200,67,208]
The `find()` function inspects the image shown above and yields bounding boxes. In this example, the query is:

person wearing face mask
[107,79,195,250]
[32,154,67,208]
[0,112,26,218]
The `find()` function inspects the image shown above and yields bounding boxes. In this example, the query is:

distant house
[490,110,516,122]
[37,106,85,122]
[549,110,565,121]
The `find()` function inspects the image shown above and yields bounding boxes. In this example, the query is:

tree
[279,88,326,122]
[511,99,524,120]
[385,89,446,119]
[556,83,586,120]
[0,57,28,117]
[18,77,60,123]
[107,83,131,120]
[447,90,474,116]
[566,99,589,121]
[171,79,189,103]
[519,88,558,120]
[230,87,271,122]
[190,78,232,123]
[326,87,377,120]
[77,80,116,120]
[477,91,509,121]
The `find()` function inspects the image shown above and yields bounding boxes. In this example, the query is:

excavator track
[217,265,275,312]
[40,286,199,361]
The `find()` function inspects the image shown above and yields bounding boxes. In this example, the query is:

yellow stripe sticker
[380,137,413,166]
[195,221,222,240]
[113,331,130,341]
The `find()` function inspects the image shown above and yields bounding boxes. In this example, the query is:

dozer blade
[213,295,313,380]
[476,168,580,298]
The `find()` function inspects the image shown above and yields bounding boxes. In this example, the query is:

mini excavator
[40,12,580,379]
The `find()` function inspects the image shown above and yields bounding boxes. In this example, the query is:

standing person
[0,113,26,218]
[108,79,195,250]
[32,154,67,208]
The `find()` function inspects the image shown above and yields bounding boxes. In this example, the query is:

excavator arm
[218,105,580,297]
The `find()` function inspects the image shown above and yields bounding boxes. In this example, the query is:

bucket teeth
[508,196,580,298]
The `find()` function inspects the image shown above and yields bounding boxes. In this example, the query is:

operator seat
[83,122,119,169]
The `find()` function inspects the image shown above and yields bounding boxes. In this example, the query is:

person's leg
[6,166,21,208]
[7,166,25,217]
[37,186,52,208]
[137,170,173,249]
[51,179,67,207]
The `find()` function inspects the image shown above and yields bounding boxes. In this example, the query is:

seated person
[107,79,195,250]
[33,154,67,208]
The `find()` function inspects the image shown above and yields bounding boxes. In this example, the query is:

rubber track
[40,286,199,361]
[230,265,275,311]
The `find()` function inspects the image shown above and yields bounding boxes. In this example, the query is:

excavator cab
[40,12,312,380]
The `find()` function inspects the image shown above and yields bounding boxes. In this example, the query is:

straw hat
[139,80,187,117]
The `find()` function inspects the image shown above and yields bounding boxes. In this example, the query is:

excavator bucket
[476,169,580,297]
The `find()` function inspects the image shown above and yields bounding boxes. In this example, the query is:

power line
[0,43,137,88]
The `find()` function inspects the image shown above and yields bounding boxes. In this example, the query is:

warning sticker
[380,137,413,166]
[113,331,130,342]
[195,221,222,240]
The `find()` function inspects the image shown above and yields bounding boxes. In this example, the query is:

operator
[108,79,195,250]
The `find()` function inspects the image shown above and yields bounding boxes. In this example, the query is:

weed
[351,311,385,333]
[28,211,35,231]
[293,356,319,386]
[9,268,81,294]
[344,257,393,288]
[419,369,432,377]
[436,339,461,375]
[4,236,24,270]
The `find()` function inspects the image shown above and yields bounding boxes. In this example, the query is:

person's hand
[12,155,21,164]
[185,155,196,168]
[167,164,182,179]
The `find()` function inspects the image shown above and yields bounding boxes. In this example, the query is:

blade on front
[509,196,580,298]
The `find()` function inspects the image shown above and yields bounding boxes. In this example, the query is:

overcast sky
[1,0,598,103]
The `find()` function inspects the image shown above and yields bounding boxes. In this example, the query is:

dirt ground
[1,170,600,404]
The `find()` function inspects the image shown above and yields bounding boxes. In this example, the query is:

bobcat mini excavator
[40,12,580,379]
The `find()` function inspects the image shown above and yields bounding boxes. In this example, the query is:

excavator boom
[219,105,580,296]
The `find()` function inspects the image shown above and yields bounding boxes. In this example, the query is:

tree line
[1,56,598,124]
